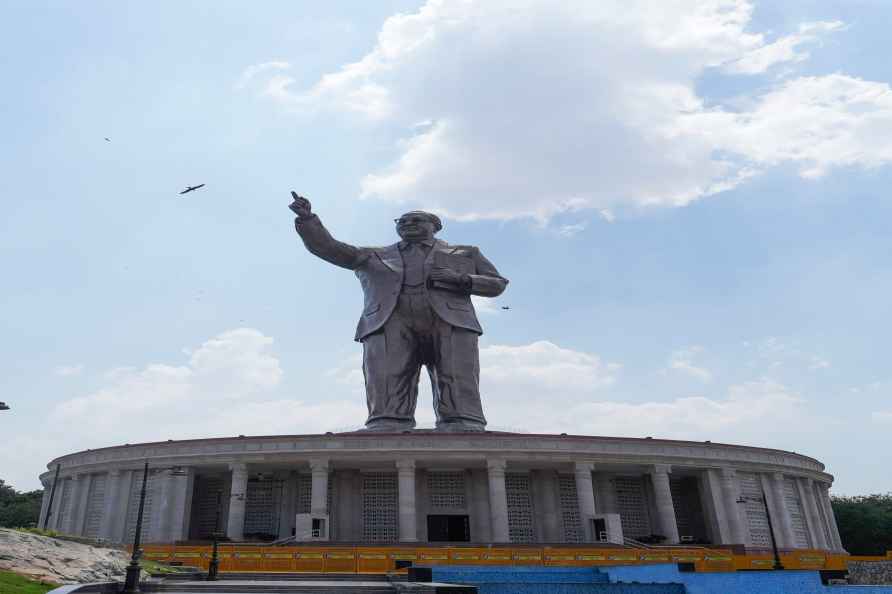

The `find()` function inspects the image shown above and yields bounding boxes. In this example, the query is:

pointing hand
[289,191,313,218]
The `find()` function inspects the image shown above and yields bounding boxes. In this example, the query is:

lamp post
[206,489,223,581]
[737,488,784,570]
[122,461,150,593]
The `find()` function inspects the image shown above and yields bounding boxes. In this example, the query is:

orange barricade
[133,544,881,575]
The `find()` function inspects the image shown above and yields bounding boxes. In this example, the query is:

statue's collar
[397,238,435,250]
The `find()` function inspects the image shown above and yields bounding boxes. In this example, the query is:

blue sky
[2,0,891,494]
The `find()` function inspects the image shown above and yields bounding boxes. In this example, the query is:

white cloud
[473,341,802,443]
[53,364,83,377]
[247,1,890,222]
[471,295,500,315]
[745,336,832,372]
[666,346,712,382]
[236,61,291,89]
[724,21,844,74]
[33,329,363,469]
[557,223,587,238]
[677,74,892,180]
[561,379,804,440]
[481,341,621,396]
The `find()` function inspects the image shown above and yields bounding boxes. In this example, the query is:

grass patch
[12,527,60,538]
[140,560,199,574]
[0,571,56,594]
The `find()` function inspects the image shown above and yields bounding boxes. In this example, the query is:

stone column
[151,469,174,542]
[66,474,89,536]
[310,458,329,516]
[574,462,597,542]
[797,478,825,549]
[166,468,192,542]
[649,465,680,544]
[469,469,492,542]
[38,482,51,529]
[48,478,67,531]
[99,470,123,542]
[700,469,731,545]
[719,468,747,545]
[487,459,510,543]
[817,482,843,551]
[594,474,617,515]
[226,463,248,541]
[767,473,795,549]
[531,470,559,542]
[805,479,830,549]
[396,459,418,542]
[279,471,298,539]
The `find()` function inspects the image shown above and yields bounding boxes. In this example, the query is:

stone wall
[849,561,892,586]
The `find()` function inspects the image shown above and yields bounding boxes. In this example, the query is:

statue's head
[395,210,442,242]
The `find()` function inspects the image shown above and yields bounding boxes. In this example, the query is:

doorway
[427,514,470,542]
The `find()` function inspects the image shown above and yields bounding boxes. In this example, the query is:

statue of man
[289,192,508,432]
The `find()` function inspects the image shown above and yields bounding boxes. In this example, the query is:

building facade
[37,432,844,551]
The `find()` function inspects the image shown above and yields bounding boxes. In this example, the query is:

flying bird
[179,184,206,195]
[0,401,9,411]
[501,306,511,310]
[104,137,111,142]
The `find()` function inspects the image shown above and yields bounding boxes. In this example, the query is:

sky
[2,0,892,494]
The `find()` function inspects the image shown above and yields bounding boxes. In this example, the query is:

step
[148,581,396,594]
[159,573,397,582]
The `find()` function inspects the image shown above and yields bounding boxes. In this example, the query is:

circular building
[38,431,843,552]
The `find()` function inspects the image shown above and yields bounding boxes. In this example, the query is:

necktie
[403,244,426,286]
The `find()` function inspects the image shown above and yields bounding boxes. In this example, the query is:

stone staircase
[142,572,470,594]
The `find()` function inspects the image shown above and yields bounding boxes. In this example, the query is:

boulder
[0,528,145,584]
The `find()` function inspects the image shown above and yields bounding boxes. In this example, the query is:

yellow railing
[137,544,861,573]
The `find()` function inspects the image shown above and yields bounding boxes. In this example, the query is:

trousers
[361,291,486,430]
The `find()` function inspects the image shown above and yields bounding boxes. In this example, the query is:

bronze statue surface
[289,192,508,432]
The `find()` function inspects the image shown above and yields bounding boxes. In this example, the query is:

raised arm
[290,192,368,270]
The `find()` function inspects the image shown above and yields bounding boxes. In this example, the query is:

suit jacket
[295,215,509,341]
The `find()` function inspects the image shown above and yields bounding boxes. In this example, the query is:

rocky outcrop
[0,528,138,584]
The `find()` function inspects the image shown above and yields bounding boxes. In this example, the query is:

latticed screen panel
[191,475,225,539]
[783,477,811,548]
[296,474,312,514]
[244,478,281,538]
[506,473,535,543]
[428,472,467,510]
[613,476,651,538]
[361,473,398,543]
[558,475,582,543]
[124,471,158,543]
[83,474,107,539]
[295,474,333,515]
[738,472,770,547]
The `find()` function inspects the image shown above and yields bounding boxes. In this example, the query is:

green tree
[832,493,892,555]
[0,479,43,528]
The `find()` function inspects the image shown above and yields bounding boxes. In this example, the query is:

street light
[206,489,223,581]
[737,488,784,570]
[122,461,150,594]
